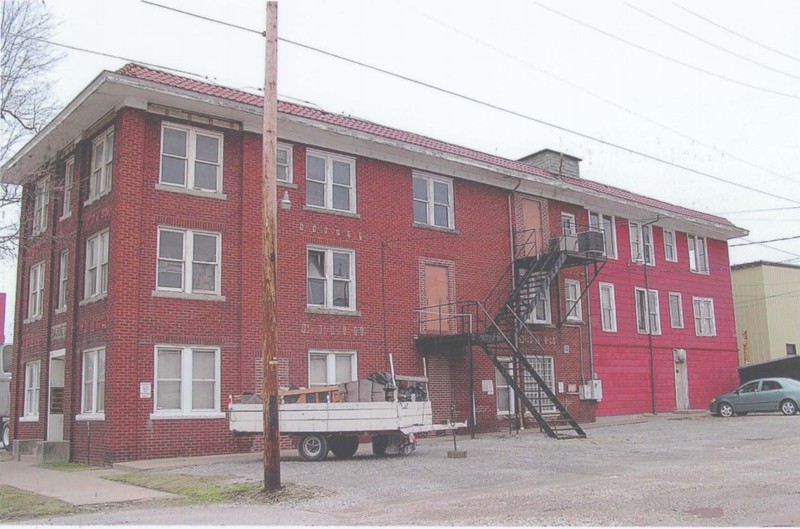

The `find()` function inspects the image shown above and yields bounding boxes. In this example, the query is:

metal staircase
[415,226,605,440]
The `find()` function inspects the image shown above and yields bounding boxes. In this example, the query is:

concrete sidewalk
[0,455,175,506]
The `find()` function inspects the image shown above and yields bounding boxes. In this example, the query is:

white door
[673,348,689,411]
[47,351,66,442]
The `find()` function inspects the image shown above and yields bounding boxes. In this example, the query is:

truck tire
[329,435,359,459]
[298,434,328,462]
[372,435,389,456]
[1,422,9,451]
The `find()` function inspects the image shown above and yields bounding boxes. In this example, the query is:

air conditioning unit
[579,379,603,401]
[560,234,580,252]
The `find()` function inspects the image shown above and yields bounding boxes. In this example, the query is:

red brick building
[0,64,745,463]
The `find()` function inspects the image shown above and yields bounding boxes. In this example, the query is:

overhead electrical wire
[715,206,800,215]
[674,3,800,66]
[533,2,800,101]
[627,3,800,83]
[139,1,800,208]
[730,234,800,247]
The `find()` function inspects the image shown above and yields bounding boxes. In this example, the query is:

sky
[2,0,800,340]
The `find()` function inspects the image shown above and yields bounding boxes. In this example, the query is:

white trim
[84,229,109,301]
[159,122,224,194]
[588,211,617,259]
[24,361,41,419]
[57,249,69,312]
[412,171,455,229]
[663,229,678,262]
[156,227,222,296]
[306,245,356,311]
[669,292,684,329]
[86,128,114,204]
[629,221,655,266]
[149,412,225,420]
[75,413,106,421]
[598,282,617,332]
[32,178,49,236]
[564,279,582,321]
[154,184,227,200]
[28,261,45,320]
[305,148,357,213]
[527,279,551,324]
[692,297,717,336]
[49,349,66,359]
[60,157,74,220]
[308,349,358,387]
[81,347,106,415]
[688,234,709,274]
[153,345,221,416]
[276,142,293,183]
[635,287,661,335]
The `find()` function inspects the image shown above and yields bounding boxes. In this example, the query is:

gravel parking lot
[44,412,800,526]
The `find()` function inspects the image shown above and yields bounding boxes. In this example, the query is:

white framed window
[306,149,356,213]
[527,278,551,324]
[693,297,716,336]
[154,345,221,417]
[663,229,677,262]
[565,279,582,321]
[160,124,223,193]
[309,350,357,386]
[85,230,109,300]
[669,292,684,328]
[23,361,41,420]
[589,212,617,258]
[57,250,68,312]
[635,287,661,335]
[277,143,293,183]
[413,172,454,229]
[629,222,655,265]
[89,128,114,202]
[61,158,74,219]
[156,228,221,295]
[32,178,49,236]
[81,347,105,416]
[599,282,617,332]
[307,246,355,310]
[496,359,515,415]
[27,262,45,320]
[688,235,709,274]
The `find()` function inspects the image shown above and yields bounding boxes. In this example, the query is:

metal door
[423,264,450,334]
[47,351,65,442]
[673,348,689,411]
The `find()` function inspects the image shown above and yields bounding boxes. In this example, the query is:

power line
[674,3,800,66]
[627,3,800,83]
[716,206,800,215]
[533,2,800,101]
[730,235,800,247]
[139,1,800,207]
[399,3,800,187]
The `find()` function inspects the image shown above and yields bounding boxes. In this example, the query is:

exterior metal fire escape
[415,226,606,439]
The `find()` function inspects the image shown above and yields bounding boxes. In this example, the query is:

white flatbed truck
[228,375,465,461]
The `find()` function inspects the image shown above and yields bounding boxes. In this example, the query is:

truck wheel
[329,435,359,459]
[1,422,9,451]
[372,435,389,456]
[298,434,328,462]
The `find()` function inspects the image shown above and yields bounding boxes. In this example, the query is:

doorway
[423,264,450,334]
[673,348,689,411]
[47,350,65,442]
[521,199,544,257]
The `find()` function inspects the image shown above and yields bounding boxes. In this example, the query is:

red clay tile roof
[116,63,734,228]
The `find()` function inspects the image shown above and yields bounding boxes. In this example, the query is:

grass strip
[0,485,74,522]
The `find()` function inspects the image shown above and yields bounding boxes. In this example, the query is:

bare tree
[1,0,59,259]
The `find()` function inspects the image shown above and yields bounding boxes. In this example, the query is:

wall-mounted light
[280,190,291,210]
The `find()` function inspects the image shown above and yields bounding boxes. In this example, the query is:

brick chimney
[518,149,581,179]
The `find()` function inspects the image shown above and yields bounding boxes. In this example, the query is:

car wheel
[718,402,734,418]
[1,422,9,450]
[298,434,328,462]
[329,435,359,459]
[780,399,798,416]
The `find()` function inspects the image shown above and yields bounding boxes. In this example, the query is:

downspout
[584,264,593,385]
[642,216,660,415]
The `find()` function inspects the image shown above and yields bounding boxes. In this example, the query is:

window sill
[23,316,43,324]
[79,294,108,307]
[601,328,618,333]
[84,193,110,207]
[155,183,227,200]
[277,181,297,189]
[150,412,225,420]
[412,222,458,235]
[60,213,72,222]
[305,307,361,317]
[690,270,710,276]
[54,307,67,315]
[75,413,105,421]
[302,206,360,219]
[151,290,226,302]
[565,319,584,324]
[19,416,39,423]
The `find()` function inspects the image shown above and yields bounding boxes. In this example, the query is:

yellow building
[732,261,800,366]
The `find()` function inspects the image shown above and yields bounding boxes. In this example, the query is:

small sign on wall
[140,382,152,399]
[482,379,494,395]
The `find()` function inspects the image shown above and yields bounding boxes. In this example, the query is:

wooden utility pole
[262,0,281,492]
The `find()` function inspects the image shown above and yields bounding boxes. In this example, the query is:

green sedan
[710,377,800,417]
